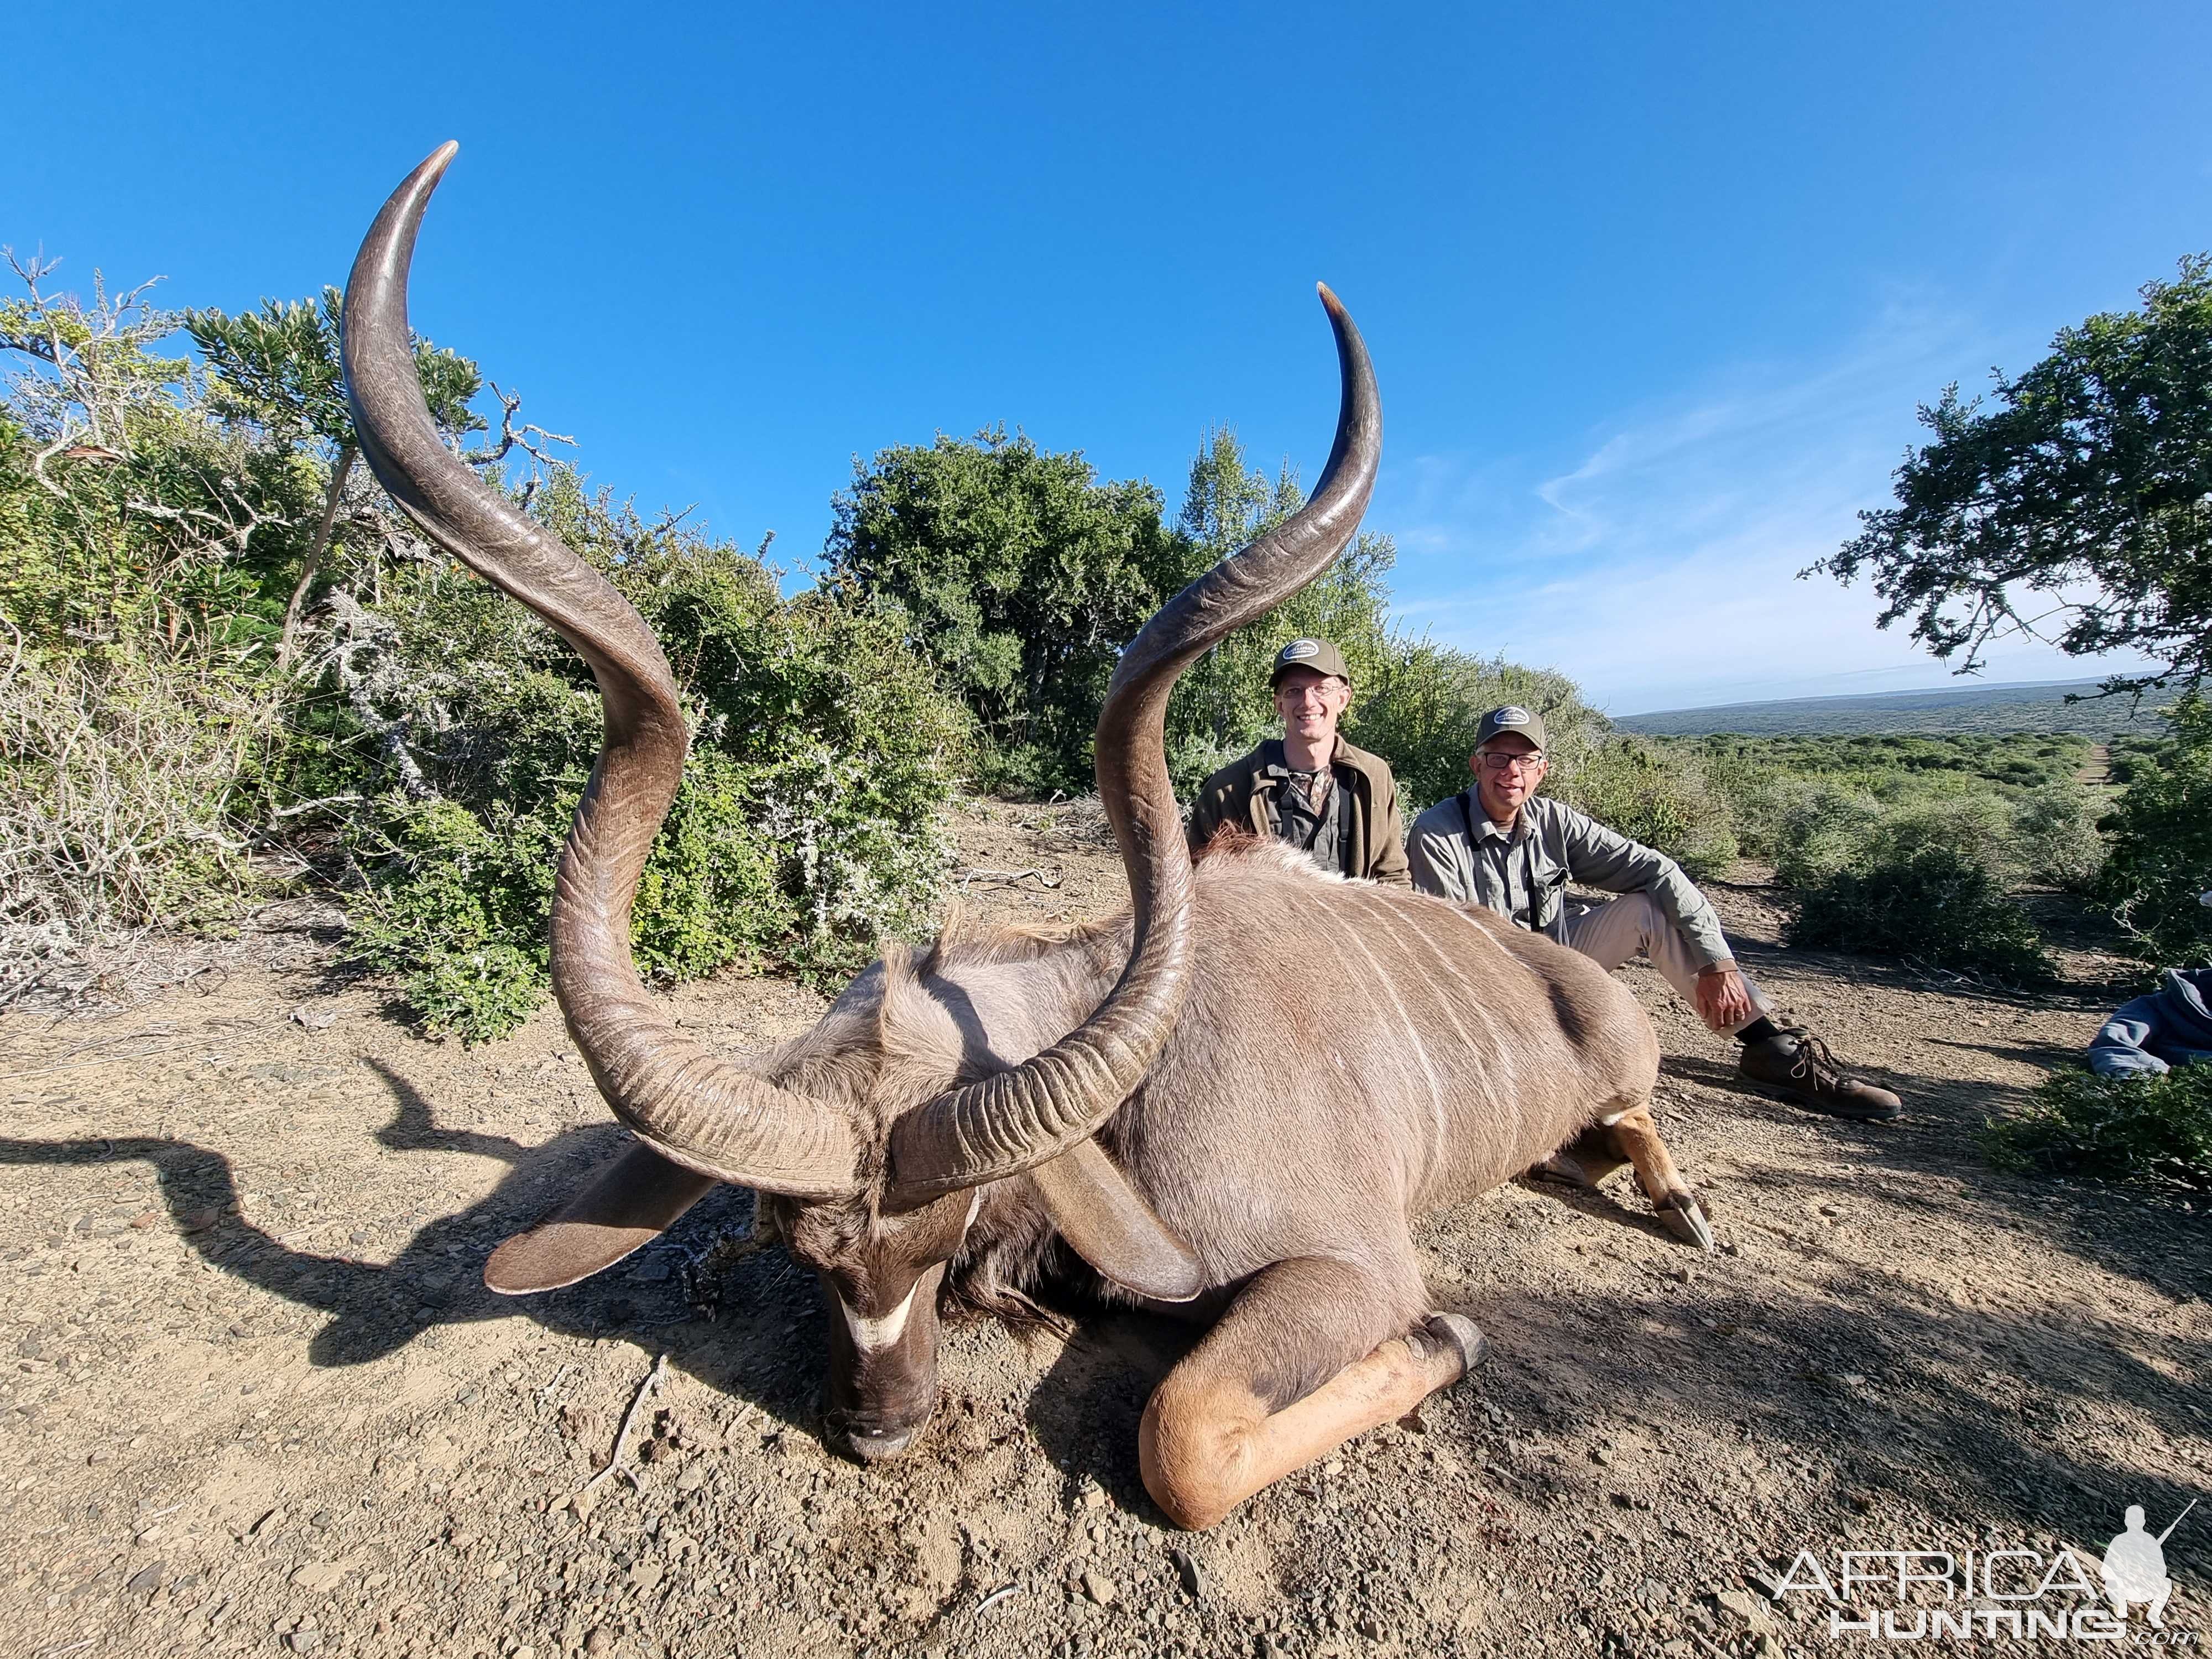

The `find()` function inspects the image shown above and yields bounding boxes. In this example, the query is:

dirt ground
[3,797,2205,1659]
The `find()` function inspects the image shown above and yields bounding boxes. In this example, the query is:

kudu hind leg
[1607,1103,1715,1253]
[1138,1258,1484,1531]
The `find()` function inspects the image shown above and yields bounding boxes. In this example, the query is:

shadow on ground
[0,1058,829,1433]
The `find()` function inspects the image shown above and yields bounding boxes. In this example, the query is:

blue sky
[9,3,2207,712]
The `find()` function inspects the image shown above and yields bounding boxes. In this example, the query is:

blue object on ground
[2087,967,2212,1078]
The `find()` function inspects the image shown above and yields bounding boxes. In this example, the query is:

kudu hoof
[1417,1312,1489,1381]
[1657,1190,1717,1254]
[1527,1152,1602,1191]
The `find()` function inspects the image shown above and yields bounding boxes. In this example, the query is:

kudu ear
[1029,1138,1204,1303]
[485,1140,717,1295]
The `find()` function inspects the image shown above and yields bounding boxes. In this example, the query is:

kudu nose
[824,1407,930,1464]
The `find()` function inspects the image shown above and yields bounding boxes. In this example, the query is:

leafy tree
[825,426,1183,791]
[187,288,488,666]
[2095,694,2212,965]
[1817,254,2212,697]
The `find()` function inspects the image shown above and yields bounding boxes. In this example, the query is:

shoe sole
[1739,1078,1902,1123]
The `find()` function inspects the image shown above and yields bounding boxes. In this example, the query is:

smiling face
[1470,731,1548,824]
[1272,667,1350,748]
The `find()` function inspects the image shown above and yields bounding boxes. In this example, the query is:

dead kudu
[342,143,1714,1531]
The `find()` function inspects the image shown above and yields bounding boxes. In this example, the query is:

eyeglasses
[1476,750,1546,773]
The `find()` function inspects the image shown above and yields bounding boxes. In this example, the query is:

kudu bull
[342,144,1714,1530]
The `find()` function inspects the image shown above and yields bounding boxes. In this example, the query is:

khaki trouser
[1551,893,1775,1036]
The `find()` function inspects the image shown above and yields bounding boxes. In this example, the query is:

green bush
[2096,696,2212,966]
[1986,1062,2212,1190]
[1788,846,2055,984]
[1757,779,1890,888]
[1687,731,2110,902]
[1349,641,1604,815]
[1547,737,1739,880]
[336,474,972,1041]
[2010,782,2109,893]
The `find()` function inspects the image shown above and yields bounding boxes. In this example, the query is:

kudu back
[341,144,1712,1531]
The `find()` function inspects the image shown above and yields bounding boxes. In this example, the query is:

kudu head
[340,143,1379,1462]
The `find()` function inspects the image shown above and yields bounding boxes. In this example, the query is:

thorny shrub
[338,474,972,1041]
[2095,696,2212,968]
[1986,1062,2212,1190]
[1787,846,2055,986]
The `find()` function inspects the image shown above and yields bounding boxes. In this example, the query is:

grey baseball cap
[1270,637,1349,686]
[1474,704,1549,750]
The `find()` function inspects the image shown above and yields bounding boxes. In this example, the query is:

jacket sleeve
[1407,811,1468,901]
[1368,771,1411,886]
[1554,804,1733,969]
[2086,997,2171,1078]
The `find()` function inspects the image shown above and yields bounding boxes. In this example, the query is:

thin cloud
[1365,295,2160,711]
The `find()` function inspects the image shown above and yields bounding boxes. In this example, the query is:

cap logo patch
[1281,639,1321,661]
[1495,706,1531,726]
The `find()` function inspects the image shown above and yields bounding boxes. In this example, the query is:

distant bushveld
[1615,678,2172,739]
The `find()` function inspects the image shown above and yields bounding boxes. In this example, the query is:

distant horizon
[1611,672,2114,719]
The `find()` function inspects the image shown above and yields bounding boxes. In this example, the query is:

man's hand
[1694,963,1755,1032]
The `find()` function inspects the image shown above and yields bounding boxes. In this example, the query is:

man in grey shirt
[1408,705,1900,1121]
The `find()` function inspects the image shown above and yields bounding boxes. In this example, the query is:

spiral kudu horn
[889,285,1382,1196]
[341,144,859,1198]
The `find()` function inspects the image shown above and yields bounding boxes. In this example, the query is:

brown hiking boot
[1739,1030,1902,1121]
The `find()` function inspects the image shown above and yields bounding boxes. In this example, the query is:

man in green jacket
[1408,705,1902,1123]
[1186,638,1410,885]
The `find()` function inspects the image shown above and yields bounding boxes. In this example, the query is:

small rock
[1080,1484,1107,1510]
[292,1559,346,1593]
[583,1631,615,1657]
[629,1559,664,1592]
[288,1631,323,1653]
[1712,1589,1775,1631]
[180,1208,220,1233]
[1081,1569,1117,1606]
[15,1334,43,1360]
[124,1559,166,1595]
[1672,1266,1695,1284]
[1169,1546,1203,1601]
[1756,1636,1783,1659]
[675,1460,709,1493]
[1591,1447,1613,1465]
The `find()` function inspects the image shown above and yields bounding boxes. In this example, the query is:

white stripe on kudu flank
[839,1282,920,1354]
[1370,892,1520,1102]
[1311,904,1446,1169]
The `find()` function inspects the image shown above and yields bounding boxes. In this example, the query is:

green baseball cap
[1270,637,1349,686]
[1474,704,1549,750]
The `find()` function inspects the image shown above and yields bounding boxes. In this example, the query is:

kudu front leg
[1606,1103,1715,1253]
[1138,1258,1485,1531]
